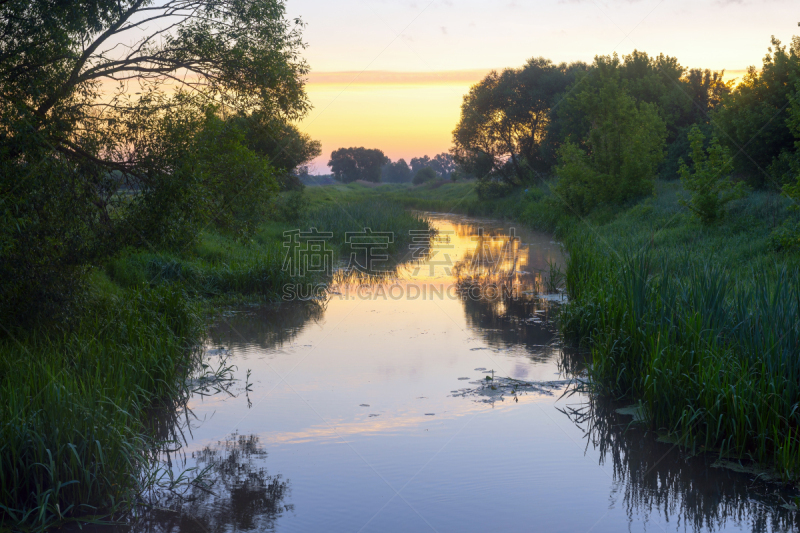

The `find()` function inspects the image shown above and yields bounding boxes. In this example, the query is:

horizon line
[305,68,752,87]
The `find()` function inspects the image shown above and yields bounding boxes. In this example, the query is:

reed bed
[0,285,203,531]
[559,183,800,479]
[304,197,430,254]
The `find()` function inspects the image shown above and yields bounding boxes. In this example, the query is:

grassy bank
[306,179,569,231]
[0,283,203,531]
[558,182,800,480]
[0,194,429,531]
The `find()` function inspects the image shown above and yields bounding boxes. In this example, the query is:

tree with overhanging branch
[0,0,312,322]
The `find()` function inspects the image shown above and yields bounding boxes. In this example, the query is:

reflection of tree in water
[137,433,292,533]
[560,397,800,532]
[207,300,325,350]
[458,284,560,353]
[450,226,566,352]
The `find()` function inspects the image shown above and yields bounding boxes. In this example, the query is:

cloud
[306,69,491,86]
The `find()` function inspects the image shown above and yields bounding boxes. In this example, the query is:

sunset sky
[286,0,798,173]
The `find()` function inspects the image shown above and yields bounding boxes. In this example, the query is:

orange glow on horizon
[300,73,485,173]
[305,69,492,86]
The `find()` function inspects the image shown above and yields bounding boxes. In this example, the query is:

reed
[304,197,429,254]
[0,284,203,531]
[559,182,800,478]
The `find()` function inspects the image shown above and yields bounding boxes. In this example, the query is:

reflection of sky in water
[131,215,798,533]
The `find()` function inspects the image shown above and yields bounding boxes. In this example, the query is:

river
[131,213,797,533]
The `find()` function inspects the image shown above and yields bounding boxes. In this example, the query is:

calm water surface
[136,214,798,533]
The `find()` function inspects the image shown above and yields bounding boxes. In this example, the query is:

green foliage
[192,111,280,237]
[0,284,203,531]
[410,153,456,178]
[678,125,747,224]
[553,51,729,167]
[304,199,429,254]
[553,61,667,215]
[0,0,313,325]
[328,147,389,183]
[452,57,588,185]
[412,166,438,185]
[474,179,514,200]
[551,144,599,215]
[273,190,308,223]
[228,111,321,189]
[712,36,800,188]
[559,183,800,479]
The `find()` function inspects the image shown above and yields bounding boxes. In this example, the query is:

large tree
[383,159,412,183]
[0,0,311,322]
[328,147,389,183]
[230,111,321,190]
[452,57,587,185]
[410,153,455,178]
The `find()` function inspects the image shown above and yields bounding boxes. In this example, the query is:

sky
[284,0,798,173]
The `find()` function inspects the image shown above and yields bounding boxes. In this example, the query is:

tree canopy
[0,0,313,323]
[554,61,667,214]
[712,37,800,188]
[383,159,412,183]
[452,57,588,185]
[328,147,389,182]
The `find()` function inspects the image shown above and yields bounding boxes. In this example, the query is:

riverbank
[558,182,800,481]
[340,178,800,481]
[0,196,429,531]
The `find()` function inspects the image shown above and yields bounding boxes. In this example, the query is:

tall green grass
[106,228,297,301]
[560,182,800,479]
[0,284,203,531]
[304,197,429,254]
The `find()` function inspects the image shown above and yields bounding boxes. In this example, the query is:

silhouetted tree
[712,36,800,187]
[412,166,437,185]
[430,153,456,178]
[383,159,412,183]
[410,155,432,173]
[328,147,389,182]
[452,57,588,186]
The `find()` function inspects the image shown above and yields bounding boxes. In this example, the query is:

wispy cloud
[306,69,491,86]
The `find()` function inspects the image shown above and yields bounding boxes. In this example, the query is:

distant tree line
[328,149,458,184]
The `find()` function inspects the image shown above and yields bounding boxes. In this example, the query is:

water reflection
[136,433,292,533]
[459,288,559,351]
[561,397,800,532]
[208,301,325,350]
[126,214,799,533]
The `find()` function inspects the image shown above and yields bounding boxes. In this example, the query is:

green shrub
[475,179,513,200]
[273,190,308,223]
[412,166,437,185]
[678,125,747,224]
